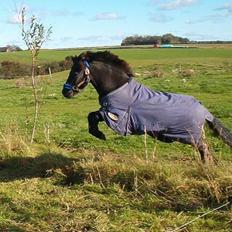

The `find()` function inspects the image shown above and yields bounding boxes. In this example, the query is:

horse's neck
[90,62,130,97]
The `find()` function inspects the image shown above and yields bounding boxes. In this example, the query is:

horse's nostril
[62,89,73,98]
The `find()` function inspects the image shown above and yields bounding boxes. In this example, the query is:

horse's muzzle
[62,88,74,98]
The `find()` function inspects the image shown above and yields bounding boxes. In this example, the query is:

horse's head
[62,51,134,98]
[62,52,91,98]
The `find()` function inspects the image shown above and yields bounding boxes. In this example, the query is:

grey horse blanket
[99,79,213,145]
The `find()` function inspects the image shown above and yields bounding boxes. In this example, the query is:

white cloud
[38,9,83,17]
[216,2,232,14]
[109,34,125,41]
[184,32,219,41]
[54,34,125,48]
[7,13,23,24]
[186,12,231,24]
[53,9,82,17]
[149,0,162,3]
[185,2,232,25]
[160,0,198,10]
[6,4,29,24]
[76,34,124,42]
[93,12,124,21]
[150,14,173,23]
[77,35,104,41]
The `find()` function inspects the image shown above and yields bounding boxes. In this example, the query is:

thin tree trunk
[30,55,39,143]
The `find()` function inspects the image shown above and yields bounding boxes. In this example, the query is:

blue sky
[0,0,232,48]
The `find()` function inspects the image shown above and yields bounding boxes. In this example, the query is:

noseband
[63,60,91,93]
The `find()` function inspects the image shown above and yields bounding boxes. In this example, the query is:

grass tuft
[0,124,30,157]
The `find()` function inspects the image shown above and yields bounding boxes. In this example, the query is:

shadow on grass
[0,225,25,232]
[0,152,78,182]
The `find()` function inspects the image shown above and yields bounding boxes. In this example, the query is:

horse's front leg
[88,111,106,140]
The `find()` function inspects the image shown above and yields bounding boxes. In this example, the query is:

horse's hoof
[97,132,106,140]
[89,129,106,140]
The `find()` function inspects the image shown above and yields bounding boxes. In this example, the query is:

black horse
[62,51,232,163]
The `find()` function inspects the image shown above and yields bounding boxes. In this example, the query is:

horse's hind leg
[197,140,213,163]
[197,127,216,164]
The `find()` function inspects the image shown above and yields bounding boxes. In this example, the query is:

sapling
[20,7,52,143]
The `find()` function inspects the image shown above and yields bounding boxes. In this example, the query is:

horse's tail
[207,117,232,148]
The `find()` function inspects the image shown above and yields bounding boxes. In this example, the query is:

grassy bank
[0,146,232,231]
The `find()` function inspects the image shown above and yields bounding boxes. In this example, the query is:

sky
[0,0,232,49]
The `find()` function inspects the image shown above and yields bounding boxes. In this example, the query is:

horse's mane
[79,51,134,76]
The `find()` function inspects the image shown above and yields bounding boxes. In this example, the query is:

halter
[63,59,91,93]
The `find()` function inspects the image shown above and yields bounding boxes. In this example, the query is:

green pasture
[0,47,231,155]
[0,47,232,231]
[1,47,232,66]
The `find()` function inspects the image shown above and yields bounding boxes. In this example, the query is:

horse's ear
[82,51,93,61]
[71,56,78,63]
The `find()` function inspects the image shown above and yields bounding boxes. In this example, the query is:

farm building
[0,45,22,52]
[153,43,189,48]
[0,46,10,52]
[154,44,174,48]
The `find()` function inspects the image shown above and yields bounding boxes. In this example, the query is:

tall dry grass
[52,151,232,211]
[0,124,30,157]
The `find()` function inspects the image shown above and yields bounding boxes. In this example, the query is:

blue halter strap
[63,60,90,91]
[83,60,90,68]
[63,83,73,91]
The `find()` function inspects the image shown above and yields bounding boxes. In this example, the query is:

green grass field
[0,47,232,231]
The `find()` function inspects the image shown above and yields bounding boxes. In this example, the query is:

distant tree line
[0,56,72,79]
[194,41,232,44]
[121,34,190,46]
[121,34,232,46]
